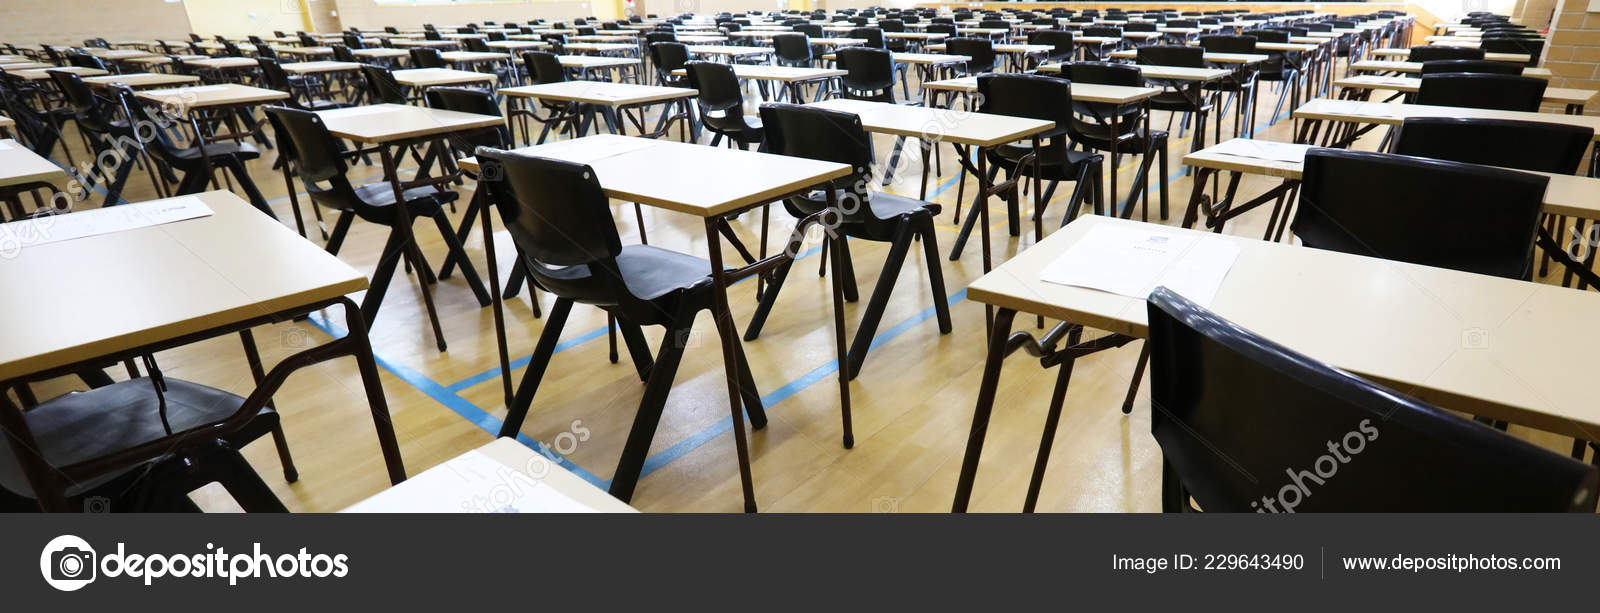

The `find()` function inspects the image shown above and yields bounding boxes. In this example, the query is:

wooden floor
[22,61,1587,513]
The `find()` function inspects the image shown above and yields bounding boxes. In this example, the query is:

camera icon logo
[39,534,97,591]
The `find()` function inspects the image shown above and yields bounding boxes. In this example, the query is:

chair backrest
[330,44,357,63]
[758,102,877,208]
[1198,34,1256,54]
[1027,30,1075,61]
[66,54,107,71]
[475,147,627,301]
[849,27,886,49]
[298,32,319,47]
[265,105,352,190]
[1082,25,1121,37]
[772,33,812,65]
[1146,286,1599,513]
[342,32,366,49]
[944,37,996,74]
[1415,73,1545,112]
[463,37,492,53]
[423,86,509,155]
[879,18,905,32]
[1251,29,1288,43]
[684,60,743,114]
[1393,117,1592,175]
[409,47,447,68]
[1124,21,1157,32]
[256,57,296,97]
[522,51,567,84]
[649,42,690,78]
[1293,148,1547,280]
[1419,59,1522,75]
[1481,38,1543,65]
[359,63,407,105]
[1137,44,1204,67]
[975,73,1070,141]
[835,46,896,100]
[1408,45,1484,62]
[48,70,118,134]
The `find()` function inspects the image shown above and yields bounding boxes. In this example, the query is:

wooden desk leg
[951,307,1019,513]
[340,297,408,485]
[702,217,759,513]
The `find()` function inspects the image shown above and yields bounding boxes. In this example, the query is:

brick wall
[1547,0,1600,111]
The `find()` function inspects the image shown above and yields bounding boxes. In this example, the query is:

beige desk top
[316,103,502,144]
[671,64,844,82]
[558,55,640,70]
[1334,75,1596,107]
[275,46,334,57]
[0,62,54,71]
[1292,98,1600,138]
[186,57,260,70]
[81,72,200,89]
[567,35,636,44]
[392,39,460,48]
[343,438,637,513]
[0,138,69,189]
[484,40,549,51]
[352,48,412,59]
[500,81,696,107]
[1253,42,1320,52]
[686,45,773,57]
[927,43,1054,54]
[921,76,1161,105]
[676,35,731,44]
[440,51,511,63]
[0,191,368,382]
[966,213,1600,438]
[138,84,289,110]
[1108,49,1269,64]
[1039,62,1231,82]
[11,67,108,81]
[280,61,363,75]
[1183,138,1600,219]
[810,98,1054,148]
[1073,36,1123,45]
[456,134,850,218]
[1368,47,1532,64]
[1353,59,1551,79]
[564,42,639,54]
[392,67,496,87]
[122,55,207,66]
[87,49,156,61]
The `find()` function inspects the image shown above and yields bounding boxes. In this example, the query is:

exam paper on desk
[1039,224,1240,307]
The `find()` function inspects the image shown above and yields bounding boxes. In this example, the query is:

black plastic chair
[649,42,690,87]
[973,73,1103,243]
[265,106,488,345]
[745,103,952,381]
[106,83,277,214]
[1294,148,1546,280]
[409,47,448,69]
[1198,35,1260,136]
[258,58,345,111]
[422,86,519,285]
[848,27,886,49]
[1419,59,1523,75]
[1135,46,1212,143]
[834,46,898,103]
[772,33,813,68]
[1062,61,1171,222]
[684,61,763,150]
[475,147,764,503]
[1027,30,1075,65]
[944,37,996,75]
[47,72,153,205]
[514,51,583,144]
[1408,45,1484,62]
[1145,286,1598,512]
[1482,37,1543,67]
[1415,73,1545,112]
[359,63,408,105]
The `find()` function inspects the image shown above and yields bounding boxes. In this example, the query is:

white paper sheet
[1039,224,1240,307]
[1207,139,1310,164]
[0,141,12,151]
[342,450,601,513]
[541,136,658,164]
[1341,101,1397,117]
[2,195,212,249]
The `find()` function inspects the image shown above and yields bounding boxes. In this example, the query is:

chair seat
[0,378,276,499]
[1071,118,1168,153]
[990,140,1102,180]
[539,244,713,302]
[170,141,261,162]
[349,182,460,215]
[862,190,941,220]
